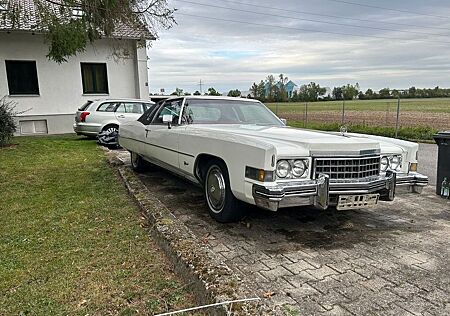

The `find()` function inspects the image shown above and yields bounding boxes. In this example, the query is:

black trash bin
[433,131,450,195]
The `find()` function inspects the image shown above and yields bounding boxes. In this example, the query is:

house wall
[0,32,149,135]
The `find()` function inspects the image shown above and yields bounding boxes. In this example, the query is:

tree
[250,82,258,98]
[332,87,343,100]
[342,84,359,100]
[298,82,326,102]
[171,87,184,96]
[278,74,289,102]
[365,89,374,97]
[0,97,18,147]
[266,75,276,102]
[193,90,201,96]
[206,87,221,96]
[379,88,391,98]
[227,89,241,97]
[256,80,266,101]
[5,1,176,63]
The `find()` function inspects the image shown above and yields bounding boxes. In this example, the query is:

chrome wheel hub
[206,166,226,213]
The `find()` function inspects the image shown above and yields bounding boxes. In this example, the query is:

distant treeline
[249,75,450,102]
[155,77,450,103]
[357,87,450,100]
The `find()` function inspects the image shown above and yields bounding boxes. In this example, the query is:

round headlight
[276,160,290,178]
[381,156,389,172]
[390,155,402,171]
[292,160,307,177]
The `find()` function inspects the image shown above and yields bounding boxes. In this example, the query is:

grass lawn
[267,97,450,113]
[0,136,195,315]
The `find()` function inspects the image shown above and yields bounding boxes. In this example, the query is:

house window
[81,63,109,94]
[5,60,40,95]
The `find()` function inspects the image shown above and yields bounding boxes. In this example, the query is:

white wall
[0,32,149,134]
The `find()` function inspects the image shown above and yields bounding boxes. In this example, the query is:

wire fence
[269,98,450,135]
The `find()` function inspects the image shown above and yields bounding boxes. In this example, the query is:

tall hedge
[0,97,18,147]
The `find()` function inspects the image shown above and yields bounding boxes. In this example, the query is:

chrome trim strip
[310,149,380,157]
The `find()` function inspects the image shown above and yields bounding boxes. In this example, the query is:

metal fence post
[342,99,345,125]
[395,96,400,138]
[305,102,308,128]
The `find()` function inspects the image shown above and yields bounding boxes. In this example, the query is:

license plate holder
[337,194,380,210]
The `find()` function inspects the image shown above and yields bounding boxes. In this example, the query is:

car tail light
[80,112,90,122]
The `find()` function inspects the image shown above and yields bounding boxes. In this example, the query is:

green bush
[0,97,18,147]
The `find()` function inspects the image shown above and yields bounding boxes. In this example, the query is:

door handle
[118,115,125,118]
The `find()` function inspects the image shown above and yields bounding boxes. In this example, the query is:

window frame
[151,98,185,125]
[5,60,40,96]
[96,102,120,112]
[118,102,146,114]
[80,62,109,95]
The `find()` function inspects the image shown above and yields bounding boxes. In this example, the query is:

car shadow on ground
[136,165,432,254]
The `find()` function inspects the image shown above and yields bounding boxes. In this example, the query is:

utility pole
[199,80,203,95]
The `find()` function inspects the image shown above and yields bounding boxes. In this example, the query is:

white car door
[115,102,145,124]
[143,99,185,169]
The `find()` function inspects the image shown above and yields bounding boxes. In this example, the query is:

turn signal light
[409,163,418,172]
[245,166,275,182]
[80,111,90,122]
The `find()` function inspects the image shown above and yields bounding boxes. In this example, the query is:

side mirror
[280,118,287,126]
[162,114,173,129]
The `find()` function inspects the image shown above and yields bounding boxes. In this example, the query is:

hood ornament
[340,125,348,136]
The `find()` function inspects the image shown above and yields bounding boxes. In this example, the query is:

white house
[0,0,153,135]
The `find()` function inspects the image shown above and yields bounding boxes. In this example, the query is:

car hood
[187,124,403,157]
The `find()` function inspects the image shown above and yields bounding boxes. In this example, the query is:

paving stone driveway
[116,151,450,315]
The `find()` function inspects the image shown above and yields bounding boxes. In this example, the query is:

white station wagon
[119,96,428,223]
[74,98,156,137]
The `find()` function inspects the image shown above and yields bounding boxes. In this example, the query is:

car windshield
[182,99,283,126]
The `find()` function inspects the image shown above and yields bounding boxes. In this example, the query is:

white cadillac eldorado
[119,96,428,223]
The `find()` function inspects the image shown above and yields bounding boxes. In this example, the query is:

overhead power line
[325,0,450,20]
[175,0,450,38]
[176,12,450,45]
[211,0,450,32]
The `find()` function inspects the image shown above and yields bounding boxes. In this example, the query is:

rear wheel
[130,151,147,172]
[98,125,120,149]
[204,160,245,223]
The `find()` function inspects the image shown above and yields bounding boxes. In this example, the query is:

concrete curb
[105,151,278,315]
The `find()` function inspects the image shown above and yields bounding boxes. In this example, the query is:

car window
[115,103,126,113]
[237,104,278,124]
[180,99,282,126]
[97,102,119,112]
[114,103,143,114]
[182,103,222,124]
[78,101,93,111]
[152,99,183,124]
[138,103,160,125]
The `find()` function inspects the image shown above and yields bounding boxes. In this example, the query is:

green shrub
[0,97,18,147]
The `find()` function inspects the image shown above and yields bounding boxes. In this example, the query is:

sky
[147,0,450,94]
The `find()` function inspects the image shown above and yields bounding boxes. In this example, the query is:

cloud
[148,0,450,94]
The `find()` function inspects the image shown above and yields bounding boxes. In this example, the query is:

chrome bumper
[252,171,428,212]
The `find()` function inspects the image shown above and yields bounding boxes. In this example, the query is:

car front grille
[315,156,380,180]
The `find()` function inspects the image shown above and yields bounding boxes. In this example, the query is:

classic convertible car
[119,96,428,223]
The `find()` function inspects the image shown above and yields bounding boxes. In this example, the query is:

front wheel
[204,160,245,223]
[130,151,147,172]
